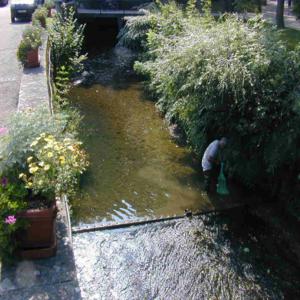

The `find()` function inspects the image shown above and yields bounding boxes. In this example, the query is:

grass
[278,27,300,49]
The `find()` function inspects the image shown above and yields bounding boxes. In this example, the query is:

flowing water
[70,42,300,299]
[69,47,231,226]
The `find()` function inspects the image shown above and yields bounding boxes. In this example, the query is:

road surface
[0,2,28,126]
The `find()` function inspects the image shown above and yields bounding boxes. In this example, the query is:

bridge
[73,0,152,18]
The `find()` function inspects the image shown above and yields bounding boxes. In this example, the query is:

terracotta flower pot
[25,48,40,68]
[16,201,58,259]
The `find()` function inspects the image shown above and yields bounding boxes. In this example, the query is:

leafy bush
[32,7,48,28]
[0,181,27,262]
[44,0,55,9]
[233,0,261,13]
[0,107,68,175]
[293,0,300,19]
[120,2,300,204]
[54,65,71,108]
[17,26,42,65]
[48,5,86,78]
[19,133,88,198]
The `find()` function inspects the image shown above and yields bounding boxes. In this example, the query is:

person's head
[219,137,227,149]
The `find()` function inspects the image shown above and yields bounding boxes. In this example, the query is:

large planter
[16,201,58,259]
[25,48,40,68]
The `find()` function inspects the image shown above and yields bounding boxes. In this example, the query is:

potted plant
[0,179,28,262]
[17,133,88,258]
[44,0,55,17]
[0,109,88,260]
[32,6,48,28]
[17,26,42,68]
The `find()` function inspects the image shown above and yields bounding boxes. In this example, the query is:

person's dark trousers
[203,165,220,193]
[288,0,292,8]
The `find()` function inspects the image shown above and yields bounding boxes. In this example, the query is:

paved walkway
[0,3,27,126]
[262,0,300,30]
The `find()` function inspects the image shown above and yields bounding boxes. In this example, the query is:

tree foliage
[48,5,86,78]
[119,2,300,207]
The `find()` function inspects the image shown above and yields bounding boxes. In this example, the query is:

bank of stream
[69,45,300,298]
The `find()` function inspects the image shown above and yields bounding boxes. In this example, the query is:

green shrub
[48,6,86,78]
[17,26,42,65]
[19,133,88,198]
[0,181,27,262]
[32,7,48,28]
[293,0,300,18]
[44,0,55,9]
[0,107,68,175]
[120,3,300,203]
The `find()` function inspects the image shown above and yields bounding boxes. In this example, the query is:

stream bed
[69,48,225,226]
[70,47,300,299]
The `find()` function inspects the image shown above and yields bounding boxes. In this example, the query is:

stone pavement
[17,34,50,112]
[262,0,300,30]
[0,199,81,300]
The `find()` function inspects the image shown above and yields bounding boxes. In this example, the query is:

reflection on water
[69,49,219,225]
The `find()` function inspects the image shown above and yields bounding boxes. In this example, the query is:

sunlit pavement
[0,2,27,126]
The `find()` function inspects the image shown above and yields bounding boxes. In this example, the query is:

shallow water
[69,49,219,225]
[74,214,297,299]
[70,46,300,299]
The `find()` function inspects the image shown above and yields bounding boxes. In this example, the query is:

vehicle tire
[11,13,15,23]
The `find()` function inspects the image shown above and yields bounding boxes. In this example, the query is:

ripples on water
[73,216,286,299]
[69,48,223,225]
[70,46,300,299]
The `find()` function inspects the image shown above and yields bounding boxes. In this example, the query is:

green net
[217,162,229,196]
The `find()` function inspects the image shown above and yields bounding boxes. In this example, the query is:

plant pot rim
[17,200,57,217]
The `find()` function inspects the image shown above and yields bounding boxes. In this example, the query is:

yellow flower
[31,141,38,147]
[29,166,39,174]
[19,173,25,179]
[47,152,53,158]
[54,145,60,151]
[39,161,45,167]
[44,164,50,171]
[38,180,43,185]
[59,156,65,164]
[67,145,75,151]
[27,156,33,163]
[41,133,46,138]
[27,182,33,187]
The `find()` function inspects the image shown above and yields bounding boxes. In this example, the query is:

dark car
[0,0,9,7]
[10,0,37,23]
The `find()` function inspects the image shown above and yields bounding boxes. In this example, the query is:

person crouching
[202,137,227,193]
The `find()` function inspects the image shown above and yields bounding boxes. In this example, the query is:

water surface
[70,55,214,224]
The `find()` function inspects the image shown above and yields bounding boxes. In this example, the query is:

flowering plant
[17,26,42,65]
[0,178,28,261]
[19,133,88,199]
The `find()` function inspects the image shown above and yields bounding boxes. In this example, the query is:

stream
[70,44,300,299]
